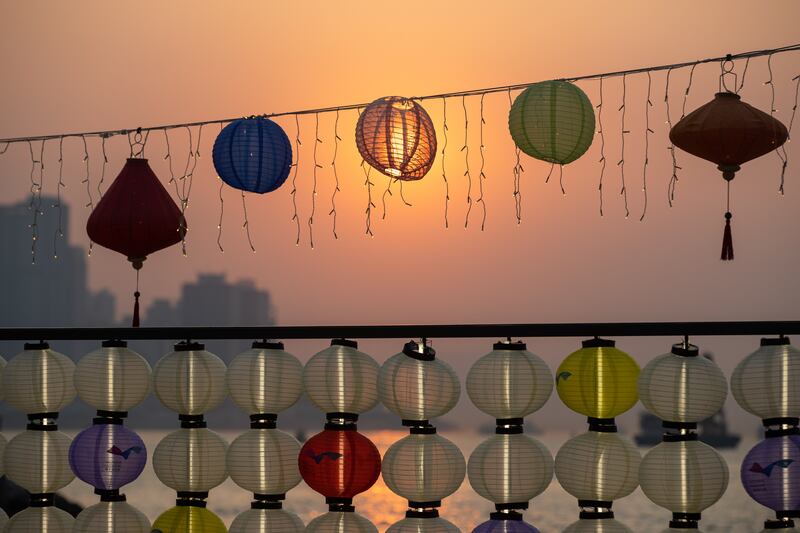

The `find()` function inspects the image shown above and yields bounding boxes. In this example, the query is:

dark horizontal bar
[0,321,797,342]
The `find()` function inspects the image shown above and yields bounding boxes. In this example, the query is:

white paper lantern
[468,433,553,504]
[153,342,227,415]
[3,343,75,415]
[732,337,800,421]
[305,511,378,533]
[467,341,553,419]
[227,341,304,415]
[303,339,379,415]
[4,429,74,493]
[638,344,727,423]
[0,354,6,401]
[227,427,301,495]
[563,518,633,533]
[0,432,6,476]
[555,431,640,503]
[4,505,74,533]
[152,427,228,492]
[229,508,305,533]
[386,515,460,532]
[382,432,466,503]
[0,508,6,530]
[74,341,151,413]
[73,500,150,533]
[379,342,460,421]
[639,439,728,514]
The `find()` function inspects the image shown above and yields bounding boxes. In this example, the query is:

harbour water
[53,430,781,533]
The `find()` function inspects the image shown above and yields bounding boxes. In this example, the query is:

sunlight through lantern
[213,117,292,194]
[153,342,227,416]
[509,81,595,165]
[303,339,379,416]
[742,434,800,518]
[86,157,185,325]
[356,96,437,181]
[230,508,305,533]
[556,338,639,421]
[639,439,728,522]
[152,505,227,533]
[4,507,74,533]
[638,343,728,424]
[670,91,788,260]
[306,510,378,533]
[69,422,146,491]
[73,500,150,533]
[3,342,75,415]
[227,340,304,415]
[227,426,301,496]
[4,428,74,494]
[153,427,228,493]
[473,516,542,533]
[562,517,633,533]
[387,515,460,532]
[732,337,800,423]
[75,340,151,414]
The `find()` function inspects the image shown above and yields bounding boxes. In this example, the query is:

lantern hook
[719,55,738,94]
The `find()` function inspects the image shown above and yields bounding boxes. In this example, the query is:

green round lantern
[509,80,595,165]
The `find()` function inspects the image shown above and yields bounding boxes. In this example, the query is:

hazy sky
[1,1,799,431]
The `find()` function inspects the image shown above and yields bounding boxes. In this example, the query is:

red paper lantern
[87,158,185,325]
[299,428,381,501]
[669,92,788,260]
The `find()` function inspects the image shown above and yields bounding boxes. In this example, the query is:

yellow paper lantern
[152,505,227,533]
[556,338,640,420]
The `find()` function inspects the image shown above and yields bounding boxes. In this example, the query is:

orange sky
[1,1,800,430]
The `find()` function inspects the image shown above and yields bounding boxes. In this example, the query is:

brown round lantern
[669,91,788,260]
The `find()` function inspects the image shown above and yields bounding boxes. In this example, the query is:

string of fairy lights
[1,44,799,263]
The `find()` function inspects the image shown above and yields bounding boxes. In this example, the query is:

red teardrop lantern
[87,158,185,325]
[299,428,381,502]
[669,92,788,260]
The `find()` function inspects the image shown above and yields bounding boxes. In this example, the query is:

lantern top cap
[761,336,791,346]
[375,96,415,110]
[493,339,527,351]
[23,341,50,350]
[714,91,741,100]
[581,337,615,348]
[330,338,358,349]
[671,342,699,357]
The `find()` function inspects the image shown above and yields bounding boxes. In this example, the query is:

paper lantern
[670,91,788,260]
[562,518,633,533]
[153,342,227,415]
[509,80,595,165]
[303,339,379,416]
[387,515,460,532]
[152,428,228,492]
[472,517,542,533]
[0,432,6,476]
[555,430,640,503]
[227,341,303,415]
[0,509,7,531]
[3,342,75,415]
[468,433,553,504]
[3,506,74,533]
[638,343,728,423]
[382,432,465,504]
[356,96,437,181]
[227,427,301,494]
[229,508,305,533]
[467,341,553,420]
[556,338,640,420]
[86,157,185,324]
[73,500,150,533]
[639,439,728,514]
[4,429,74,493]
[299,427,381,499]
[69,422,146,491]
[305,510,378,533]
[0,354,6,401]
[379,342,460,421]
[212,117,292,194]
[732,337,800,422]
[152,505,227,533]
[741,435,800,514]
[74,341,151,413]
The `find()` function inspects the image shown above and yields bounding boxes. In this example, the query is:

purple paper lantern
[69,423,147,491]
[472,518,542,533]
[741,434,800,512]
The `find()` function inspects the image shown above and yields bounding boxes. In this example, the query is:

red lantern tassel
[132,291,140,327]
[721,211,734,261]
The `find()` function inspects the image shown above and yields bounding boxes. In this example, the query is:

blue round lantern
[212,117,292,194]
[69,422,147,491]
[473,517,541,533]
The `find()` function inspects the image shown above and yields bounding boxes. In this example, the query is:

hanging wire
[788,74,800,137]
[329,109,341,239]
[28,140,44,264]
[290,114,302,245]
[461,95,473,228]
[53,137,65,259]
[309,112,322,249]
[178,126,199,256]
[665,67,682,206]
[618,73,630,218]
[597,77,606,216]
[441,96,450,228]
[508,88,523,224]
[765,53,789,194]
[362,161,375,237]
[80,134,95,255]
[163,128,179,197]
[97,135,108,199]
[640,71,654,222]
[680,63,698,119]
[0,142,8,155]
[241,190,256,252]
[737,57,751,94]
[216,123,225,253]
[476,93,487,230]
[381,177,396,220]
